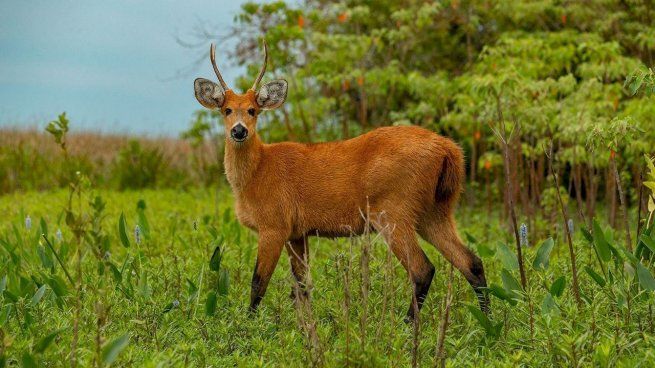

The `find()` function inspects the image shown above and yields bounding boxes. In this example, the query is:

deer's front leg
[249,231,286,311]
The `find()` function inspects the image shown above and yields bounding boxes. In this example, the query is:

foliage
[112,140,166,190]
[1,187,655,366]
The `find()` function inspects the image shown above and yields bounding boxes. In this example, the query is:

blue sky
[0,0,252,136]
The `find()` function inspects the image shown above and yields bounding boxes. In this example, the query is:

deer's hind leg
[376,221,435,322]
[286,237,309,300]
[418,211,490,314]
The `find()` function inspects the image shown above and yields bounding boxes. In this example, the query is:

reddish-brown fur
[195,49,489,319]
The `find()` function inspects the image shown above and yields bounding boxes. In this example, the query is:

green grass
[1,187,655,367]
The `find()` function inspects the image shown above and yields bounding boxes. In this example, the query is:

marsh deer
[193,41,489,321]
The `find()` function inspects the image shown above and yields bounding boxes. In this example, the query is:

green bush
[112,140,165,190]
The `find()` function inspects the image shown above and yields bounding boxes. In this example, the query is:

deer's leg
[379,223,435,322]
[250,231,286,312]
[286,237,309,300]
[418,213,490,314]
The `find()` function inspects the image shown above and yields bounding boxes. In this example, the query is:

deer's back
[239,126,460,237]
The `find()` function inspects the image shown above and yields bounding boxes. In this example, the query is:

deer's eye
[247,108,256,116]
[224,108,232,116]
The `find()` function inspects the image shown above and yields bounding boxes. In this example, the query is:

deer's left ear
[194,78,225,109]
[256,80,288,110]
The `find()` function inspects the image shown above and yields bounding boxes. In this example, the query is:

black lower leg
[287,239,309,300]
[249,266,263,312]
[405,264,435,322]
[468,256,490,314]
[290,284,309,300]
[289,272,309,300]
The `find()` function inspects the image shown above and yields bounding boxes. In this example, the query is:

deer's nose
[231,123,248,142]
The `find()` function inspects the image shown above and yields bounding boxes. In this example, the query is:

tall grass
[0,128,218,193]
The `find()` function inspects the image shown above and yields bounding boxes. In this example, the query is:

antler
[251,40,268,91]
[210,43,229,90]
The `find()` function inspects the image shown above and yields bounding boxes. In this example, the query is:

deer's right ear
[194,78,225,109]
[256,80,288,110]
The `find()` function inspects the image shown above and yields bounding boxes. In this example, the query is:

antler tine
[210,43,229,90]
[251,40,268,91]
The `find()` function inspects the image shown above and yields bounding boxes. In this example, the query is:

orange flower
[561,14,567,25]
[298,15,305,28]
[484,160,492,170]
[610,149,616,160]
[338,12,348,23]
[473,130,481,141]
[357,76,364,86]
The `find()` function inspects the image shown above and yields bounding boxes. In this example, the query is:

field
[3,0,655,366]
[2,184,655,367]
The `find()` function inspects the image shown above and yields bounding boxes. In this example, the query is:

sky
[0,0,253,136]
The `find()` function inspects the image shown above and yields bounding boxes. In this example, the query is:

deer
[193,41,489,321]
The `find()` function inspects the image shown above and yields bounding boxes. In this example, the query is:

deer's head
[194,42,287,144]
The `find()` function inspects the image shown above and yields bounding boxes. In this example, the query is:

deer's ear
[194,78,225,109]
[256,80,287,110]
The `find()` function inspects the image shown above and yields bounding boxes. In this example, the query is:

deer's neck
[224,135,263,192]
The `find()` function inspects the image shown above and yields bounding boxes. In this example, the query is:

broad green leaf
[532,237,554,270]
[476,243,496,258]
[47,275,68,297]
[640,234,655,253]
[624,261,635,279]
[102,334,130,366]
[501,269,522,291]
[21,352,37,368]
[496,242,519,270]
[118,213,130,248]
[108,263,122,283]
[581,228,593,243]
[593,220,612,262]
[541,293,559,316]
[186,278,198,294]
[208,226,219,240]
[3,290,17,303]
[136,208,150,240]
[37,245,53,269]
[636,262,655,291]
[205,291,217,316]
[616,244,639,264]
[217,269,229,296]
[30,285,47,306]
[209,246,222,272]
[549,276,566,297]
[466,305,502,338]
[0,305,12,326]
[464,232,478,244]
[39,217,48,237]
[467,304,491,331]
[488,283,517,306]
[34,329,63,353]
[585,266,606,288]
[136,199,150,239]
[137,271,151,300]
